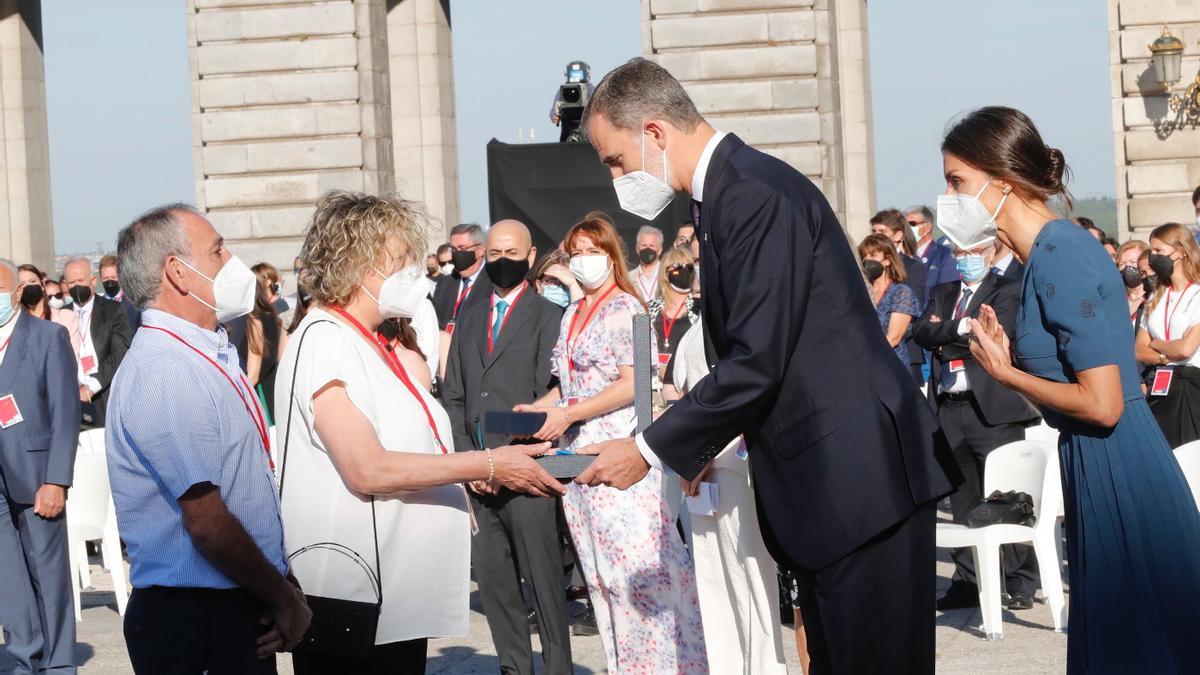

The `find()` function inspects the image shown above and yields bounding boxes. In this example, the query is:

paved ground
[2,526,1068,674]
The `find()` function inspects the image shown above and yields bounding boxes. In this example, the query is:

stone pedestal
[0,0,53,271]
[188,0,395,271]
[1108,0,1200,239]
[642,0,875,241]
[388,0,459,244]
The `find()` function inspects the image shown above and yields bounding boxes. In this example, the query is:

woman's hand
[968,304,1014,384]
[680,463,713,497]
[490,442,565,497]
[512,403,573,441]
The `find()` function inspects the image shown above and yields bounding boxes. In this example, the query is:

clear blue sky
[41,0,1113,256]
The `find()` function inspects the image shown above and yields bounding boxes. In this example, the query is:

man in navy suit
[905,205,959,299]
[576,58,959,673]
[0,259,81,674]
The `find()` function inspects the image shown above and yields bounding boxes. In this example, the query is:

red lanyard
[566,284,619,382]
[0,334,11,356]
[143,326,273,469]
[451,279,472,321]
[660,300,686,348]
[329,307,448,454]
[488,283,527,353]
[1163,284,1194,341]
[637,270,656,299]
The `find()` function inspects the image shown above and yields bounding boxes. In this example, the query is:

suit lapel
[0,312,30,394]
[484,287,532,369]
[696,134,744,366]
[966,275,996,316]
[90,299,104,353]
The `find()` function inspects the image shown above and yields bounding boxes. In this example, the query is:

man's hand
[34,484,66,519]
[79,385,92,403]
[269,583,312,652]
[929,314,941,324]
[681,463,713,497]
[574,438,650,490]
[257,574,305,657]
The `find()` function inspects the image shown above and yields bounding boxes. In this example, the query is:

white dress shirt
[636,130,728,471]
[992,252,1015,275]
[0,309,19,366]
[941,279,984,394]
[75,298,103,393]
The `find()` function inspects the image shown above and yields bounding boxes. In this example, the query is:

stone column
[387,0,459,246]
[188,0,395,273]
[642,0,875,242]
[1108,0,1200,239]
[0,0,54,271]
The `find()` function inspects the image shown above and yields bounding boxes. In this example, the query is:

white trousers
[689,468,789,675]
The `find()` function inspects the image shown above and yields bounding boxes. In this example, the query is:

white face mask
[439,263,454,276]
[935,178,1010,251]
[363,264,427,319]
[612,130,675,221]
[178,255,256,323]
[910,225,924,243]
[569,254,612,290]
[48,296,65,310]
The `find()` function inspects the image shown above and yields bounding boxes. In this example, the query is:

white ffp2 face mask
[364,265,427,319]
[569,254,612,290]
[179,255,256,323]
[612,131,675,221]
[935,178,1010,251]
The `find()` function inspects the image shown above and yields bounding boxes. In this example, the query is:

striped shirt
[105,308,286,589]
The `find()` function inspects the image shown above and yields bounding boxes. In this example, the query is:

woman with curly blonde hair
[276,190,563,674]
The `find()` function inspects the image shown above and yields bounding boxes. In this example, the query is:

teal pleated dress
[1014,220,1200,673]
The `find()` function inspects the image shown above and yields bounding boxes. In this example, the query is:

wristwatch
[1159,353,1169,366]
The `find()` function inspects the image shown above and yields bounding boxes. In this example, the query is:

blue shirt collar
[141,308,232,363]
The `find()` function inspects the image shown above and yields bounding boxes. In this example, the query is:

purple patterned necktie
[690,199,702,231]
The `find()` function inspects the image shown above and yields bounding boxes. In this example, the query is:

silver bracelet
[485,448,495,484]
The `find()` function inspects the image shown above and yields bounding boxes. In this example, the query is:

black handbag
[278,320,383,659]
[966,490,1036,528]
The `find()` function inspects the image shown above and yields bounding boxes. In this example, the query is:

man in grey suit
[0,259,81,674]
[442,220,571,675]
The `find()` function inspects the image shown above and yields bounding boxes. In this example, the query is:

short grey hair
[904,205,936,229]
[582,57,705,136]
[0,258,16,289]
[636,225,664,243]
[449,222,486,246]
[117,203,197,309]
[62,257,94,277]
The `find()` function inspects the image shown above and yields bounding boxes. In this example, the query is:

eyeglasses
[906,220,925,227]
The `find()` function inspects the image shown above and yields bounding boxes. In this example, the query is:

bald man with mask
[441,220,571,674]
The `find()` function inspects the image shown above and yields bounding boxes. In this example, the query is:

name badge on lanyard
[0,394,24,428]
[1151,368,1174,397]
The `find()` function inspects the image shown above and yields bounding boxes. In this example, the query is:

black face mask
[638,248,659,265]
[1149,253,1175,280]
[102,280,120,297]
[863,260,885,283]
[20,284,44,307]
[1143,276,1158,295]
[1119,266,1143,289]
[666,265,694,291]
[68,285,92,306]
[451,248,478,273]
[484,256,530,290]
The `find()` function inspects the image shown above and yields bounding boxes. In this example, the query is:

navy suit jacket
[643,134,960,570]
[0,312,81,504]
[919,241,958,303]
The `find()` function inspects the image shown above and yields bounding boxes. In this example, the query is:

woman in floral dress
[517,216,708,673]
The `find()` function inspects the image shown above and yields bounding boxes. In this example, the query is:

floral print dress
[553,291,708,674]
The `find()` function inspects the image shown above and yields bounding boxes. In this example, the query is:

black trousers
[291,638,428,675]
[123,586,275,675]
[939,396,1039,596]
[470,490,572,675]
[788,501,937,675]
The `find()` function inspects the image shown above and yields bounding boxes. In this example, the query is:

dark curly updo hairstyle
[942,106,1072,210]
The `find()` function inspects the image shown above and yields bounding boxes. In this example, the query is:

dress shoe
[565,585,588,601]
[1006,592,1034,610]
[571,609,599,637]
[935,584,980,611]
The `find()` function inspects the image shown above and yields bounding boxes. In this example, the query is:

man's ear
[527,246,538,266]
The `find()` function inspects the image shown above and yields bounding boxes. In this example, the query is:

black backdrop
[486,139,692,256]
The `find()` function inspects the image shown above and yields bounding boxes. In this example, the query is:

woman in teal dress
[942,107,1200,674]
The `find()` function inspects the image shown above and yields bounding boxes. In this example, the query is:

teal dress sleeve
[1038,237,1117,374]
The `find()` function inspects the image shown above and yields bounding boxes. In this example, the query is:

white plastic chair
[1173,440,1200,508]
[65,452,128,621]
[936,440,1067,639]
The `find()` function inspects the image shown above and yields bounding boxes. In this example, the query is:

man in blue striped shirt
[106,203,310,674]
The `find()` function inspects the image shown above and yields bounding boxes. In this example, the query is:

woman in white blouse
[276,191,563,674]
[1136,222,1200,448]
